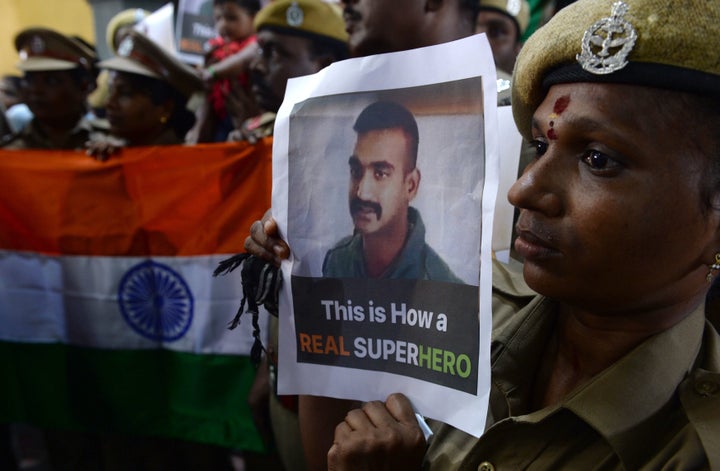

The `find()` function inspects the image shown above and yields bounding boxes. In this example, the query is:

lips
[514,217,561,260]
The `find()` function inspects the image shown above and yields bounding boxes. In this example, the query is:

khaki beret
[512,0,720,140]
[479,0,530,36]
[15,27,96,72]
[98,30,203,98]
[106,8,150,53]
[254,0,348,45]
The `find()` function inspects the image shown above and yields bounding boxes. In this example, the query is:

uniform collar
[492,298,708,466]
[563,303,705,465]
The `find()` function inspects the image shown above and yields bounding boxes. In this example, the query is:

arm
[201,41,259,84]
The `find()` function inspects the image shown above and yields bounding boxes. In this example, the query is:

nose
[507,153,563,218]
[250,54,265,77]
[355,170,375,201]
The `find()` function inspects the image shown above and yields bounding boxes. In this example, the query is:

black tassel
[214,253,281,366]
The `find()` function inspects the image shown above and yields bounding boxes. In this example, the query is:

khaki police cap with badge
[254,0,348,45]
[512,0,720,141]
[98,29,203,98]
[15,27,96,72]
[479,0,531,37]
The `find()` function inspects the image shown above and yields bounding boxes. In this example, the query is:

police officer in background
[3,28,106,150]
[476,0,531,75]
[231,0,349,143]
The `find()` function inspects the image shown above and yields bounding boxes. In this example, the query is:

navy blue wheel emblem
[118,260,194,342]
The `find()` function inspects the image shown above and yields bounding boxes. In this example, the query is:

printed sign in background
[176,0,216,65]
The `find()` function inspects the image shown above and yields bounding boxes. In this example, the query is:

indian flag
[0,141,272,450]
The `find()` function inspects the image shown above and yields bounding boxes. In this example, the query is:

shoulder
[680,322,720,468]
[241,112,276,141]
[322,234,362,276]
[419,243,462,283]
[1,125,32,149]
[324,234,360,261]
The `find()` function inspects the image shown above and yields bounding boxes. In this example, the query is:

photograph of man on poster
[322,101,462,283]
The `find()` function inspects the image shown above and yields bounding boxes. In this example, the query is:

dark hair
[353,101,419,169]
[213,0,261,14]
[120,72,196,139]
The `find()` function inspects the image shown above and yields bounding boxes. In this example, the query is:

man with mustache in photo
[322,100,461,283]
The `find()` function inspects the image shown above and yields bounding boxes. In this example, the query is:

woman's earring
[707,253,720,282]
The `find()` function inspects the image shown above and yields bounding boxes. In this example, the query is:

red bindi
[548,128,558,140]
[553,95,570,114]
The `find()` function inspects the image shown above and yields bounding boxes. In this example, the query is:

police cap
[512,0,720,140]
[254,0,348,46]
[98,29,203,98]
[15,27,96,72]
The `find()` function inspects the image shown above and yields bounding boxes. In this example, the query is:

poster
[272,35,498,437]
[175,0,216,65]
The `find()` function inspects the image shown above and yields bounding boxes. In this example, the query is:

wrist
[206,65,217,80]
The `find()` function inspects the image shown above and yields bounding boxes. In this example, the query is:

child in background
[202,0,261,141]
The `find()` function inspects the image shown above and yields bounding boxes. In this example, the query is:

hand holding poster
[272,35,499,437]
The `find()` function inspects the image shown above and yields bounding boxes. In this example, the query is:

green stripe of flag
[0,341,264,451]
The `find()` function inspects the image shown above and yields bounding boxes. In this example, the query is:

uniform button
[695,380,719,397]
[478,462,495,471]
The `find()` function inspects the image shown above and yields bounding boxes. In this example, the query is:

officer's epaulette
[0,132,20,148]
[89,117,110,132]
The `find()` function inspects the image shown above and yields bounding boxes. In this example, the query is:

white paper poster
[272,34,499,437]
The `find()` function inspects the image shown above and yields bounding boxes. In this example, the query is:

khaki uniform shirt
[425,272,720,470]
[2,116,107,150]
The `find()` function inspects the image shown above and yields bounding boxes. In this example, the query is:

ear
[405,168,421,201]
[160,99,175,121]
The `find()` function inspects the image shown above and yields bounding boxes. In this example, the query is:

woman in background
[87,29,203,159]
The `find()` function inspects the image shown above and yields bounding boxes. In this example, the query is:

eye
[581,149,622,173]
[529,139,548,158]
[349,165,361,180]
[374,168,391,179]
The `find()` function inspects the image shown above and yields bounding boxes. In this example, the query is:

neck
[36,114,83,145]
[535,293,706,408]
[124,125,170,146]
[362,215,409,278]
